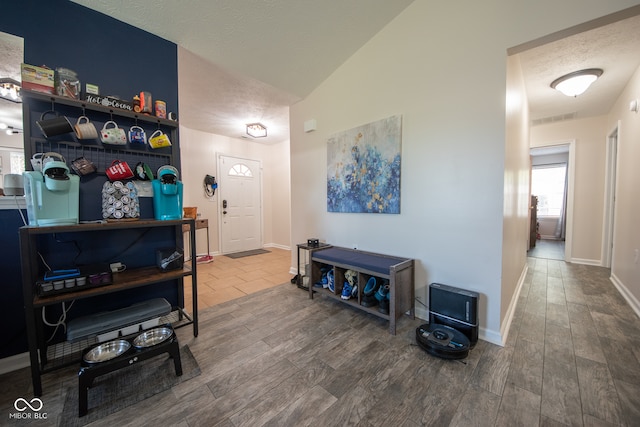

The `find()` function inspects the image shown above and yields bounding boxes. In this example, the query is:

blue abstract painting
[327,115,402,214]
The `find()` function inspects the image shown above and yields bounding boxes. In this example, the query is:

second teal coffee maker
[152,165,183,220]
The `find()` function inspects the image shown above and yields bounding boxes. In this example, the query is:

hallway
[528,239,565,261]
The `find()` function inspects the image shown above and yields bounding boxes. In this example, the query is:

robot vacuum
[415,323,470,360]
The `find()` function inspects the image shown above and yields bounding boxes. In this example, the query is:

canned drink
[155,100,167,119]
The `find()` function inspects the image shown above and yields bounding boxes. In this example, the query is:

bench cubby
[309,246,414,334]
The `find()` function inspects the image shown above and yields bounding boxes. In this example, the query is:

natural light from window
[10,152,25,174]
[532,165,566,217]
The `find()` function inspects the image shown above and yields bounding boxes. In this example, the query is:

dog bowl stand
[77,334,182,417]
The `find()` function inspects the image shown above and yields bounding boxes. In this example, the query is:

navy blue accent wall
[2,0,178,113]
[0,0,181,359]
[0,209,29,359]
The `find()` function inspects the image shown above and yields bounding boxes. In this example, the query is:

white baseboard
[415,306,428,322]
[0,352,30,375]
[610,273,640,320]
[498,264,529,347]
[480,327,503,346]
[569,257,602,266]
[264,243,291,251]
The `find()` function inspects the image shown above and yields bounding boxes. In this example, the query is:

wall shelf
[20,219,198,397]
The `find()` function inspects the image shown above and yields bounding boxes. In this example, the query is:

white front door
[217,155,262,254]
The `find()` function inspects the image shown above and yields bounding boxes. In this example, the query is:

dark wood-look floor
[1,257,639,426]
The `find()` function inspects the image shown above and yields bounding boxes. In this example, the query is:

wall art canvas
[327,115,402,214]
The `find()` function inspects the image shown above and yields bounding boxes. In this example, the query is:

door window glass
[229,163,253,177]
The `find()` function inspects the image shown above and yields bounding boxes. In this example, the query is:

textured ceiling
[2,4,640,144]
[71,0,417,143]
[519,13,640,124]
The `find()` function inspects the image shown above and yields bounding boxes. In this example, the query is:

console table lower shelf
[310,246,415,335]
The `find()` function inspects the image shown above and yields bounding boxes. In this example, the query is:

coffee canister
[155,100,166,119]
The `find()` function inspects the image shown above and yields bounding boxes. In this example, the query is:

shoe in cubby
[341,281,353,300]
[314,265,331,288]
[327,270,335,293]
[361,276,379,307]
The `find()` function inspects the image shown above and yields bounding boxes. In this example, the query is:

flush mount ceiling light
[246,122,267,138]
[550,68,603,97]
[0,78,22,103]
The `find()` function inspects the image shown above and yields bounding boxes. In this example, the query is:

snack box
[21,63,55,94]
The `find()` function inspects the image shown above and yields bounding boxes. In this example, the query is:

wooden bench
[310,246,414,334]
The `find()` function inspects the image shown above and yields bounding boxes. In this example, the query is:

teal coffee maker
[152,165,183,220]
[23,153,80,226]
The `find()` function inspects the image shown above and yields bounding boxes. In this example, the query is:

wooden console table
[183,219,209,259]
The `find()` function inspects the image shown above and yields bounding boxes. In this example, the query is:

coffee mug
[106,160,134,181]
[30,153,44,171]
[71,156,97,176]
[100,121,127,145]
[36,111,74,138]
[128,125,147,145]
[134,162,154,180]
[148,129,171,149]
[74,116,98,140]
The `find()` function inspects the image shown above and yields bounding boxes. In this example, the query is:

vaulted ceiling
[71,0,417,143]
[4,3,640,145]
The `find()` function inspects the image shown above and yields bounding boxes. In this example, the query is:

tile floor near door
[1,251,640,426]
[185,247,293,311]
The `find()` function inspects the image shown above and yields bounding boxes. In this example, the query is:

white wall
[531,115,609,263]
[502,53,531,343]
[179,126,291,255]
[607,64,640,315]
[0,134,24,190]
[289,0,640,344]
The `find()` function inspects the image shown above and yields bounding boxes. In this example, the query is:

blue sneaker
[327,270,335,292]
[341,281,353,300]
[375,281,389,302]
[376,280,390,314]
[314,267,330,288]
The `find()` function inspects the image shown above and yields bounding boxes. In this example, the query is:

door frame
[216,153,264,254]
[602,122,620,268]
[530,139,575,261]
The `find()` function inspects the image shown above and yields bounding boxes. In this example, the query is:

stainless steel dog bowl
[83,339,131,363]
[133,326,173,348]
